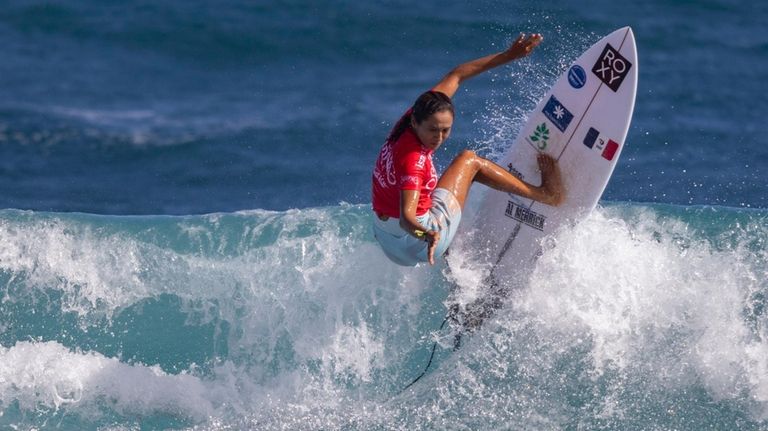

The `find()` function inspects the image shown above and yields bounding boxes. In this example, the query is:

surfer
[372,33,564,266]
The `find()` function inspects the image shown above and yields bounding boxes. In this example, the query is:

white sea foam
[516,206,768,416]
[1,205,767,429]
[0,341,213,420]
[0,216,153,317]
[0,207,440,426]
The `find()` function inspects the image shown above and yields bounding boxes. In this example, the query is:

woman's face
[411,110,453,151]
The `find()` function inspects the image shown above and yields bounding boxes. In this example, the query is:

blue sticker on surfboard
[568,65,587,89]
[542,95,574,132]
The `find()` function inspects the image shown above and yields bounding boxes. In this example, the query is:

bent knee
[453,149,489,169]
[454,149,478,164]
[457,149,477,159]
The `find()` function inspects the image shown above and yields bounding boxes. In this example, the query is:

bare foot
[537,153,564,206]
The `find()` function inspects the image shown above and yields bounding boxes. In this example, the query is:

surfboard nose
[614,26,634,44]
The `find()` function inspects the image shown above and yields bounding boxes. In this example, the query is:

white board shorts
[372,188,462,266]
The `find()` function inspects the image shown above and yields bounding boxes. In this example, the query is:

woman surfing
[372,33,564,266]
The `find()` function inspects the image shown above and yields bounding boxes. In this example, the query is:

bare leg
[436,150,563,209]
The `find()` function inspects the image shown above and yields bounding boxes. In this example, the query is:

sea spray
[1,204,767,429]
[0,206,446,428]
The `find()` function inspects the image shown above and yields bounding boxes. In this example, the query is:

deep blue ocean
[1,1,767,430]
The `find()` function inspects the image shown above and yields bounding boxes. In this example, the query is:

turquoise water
[1,203,767,429]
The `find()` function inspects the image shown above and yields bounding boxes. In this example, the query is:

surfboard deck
[450,27,638,318]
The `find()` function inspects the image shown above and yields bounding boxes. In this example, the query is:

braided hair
[386,90,455,145]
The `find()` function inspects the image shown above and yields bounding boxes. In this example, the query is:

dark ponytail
[386,90,454,144]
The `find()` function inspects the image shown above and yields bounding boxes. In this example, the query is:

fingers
[426,230,440,265]
[509,33,544,58]
[525,33,543,52]
[536,153,564,206]
[428,244,435,265]
[537,152,555,170]
[516,33,542,43]
[427,237,435,265]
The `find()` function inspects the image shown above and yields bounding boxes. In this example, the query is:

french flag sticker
[583,127,599,148]
[583,127,620,161]
[602,139,619,160]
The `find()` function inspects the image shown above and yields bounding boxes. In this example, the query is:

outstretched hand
[506,33,543,59]
[431,31,543,98]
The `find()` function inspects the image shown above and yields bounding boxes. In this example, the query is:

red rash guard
[372,124,438,219]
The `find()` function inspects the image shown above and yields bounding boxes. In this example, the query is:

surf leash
[400,305,466,393]
[400,314,450,392]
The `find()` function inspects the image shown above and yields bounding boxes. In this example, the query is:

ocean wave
[0,341,213,424]
[0,103,255,149]
[0,203,767,429]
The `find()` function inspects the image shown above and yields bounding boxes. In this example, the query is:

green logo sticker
[529,123,550,149]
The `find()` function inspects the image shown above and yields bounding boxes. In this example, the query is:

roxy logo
[592,43,632,92]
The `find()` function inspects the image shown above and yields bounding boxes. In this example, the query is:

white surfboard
[453,27,638,305]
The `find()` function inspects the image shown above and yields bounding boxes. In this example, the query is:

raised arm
[432,33,543,98]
